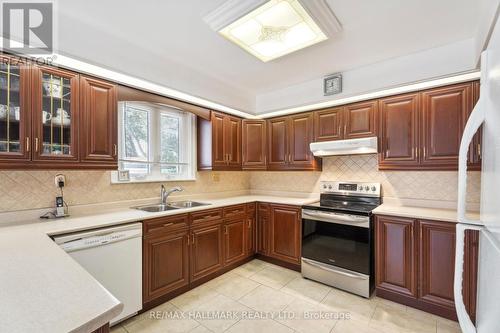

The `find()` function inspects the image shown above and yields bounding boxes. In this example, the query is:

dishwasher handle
[58,228,142,253]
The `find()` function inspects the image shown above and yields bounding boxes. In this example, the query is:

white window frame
[111,102,196,183]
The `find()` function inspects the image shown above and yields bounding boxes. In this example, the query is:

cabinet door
[242,119,266,170]
[80,76,117,165]
[375,215,418,298]
[0,55,31,164]
[246,215,256,256]
[468,81,482,170]
[267,117,288,170]
[143,230,190,303]
[257,203,270,255]
[421,83,472,168]
[224,218,246,266]
[378,93,420,169]
[32,66,79,162]
[313,107,343,141]
[288,112,317,170]
[211,111,226,169]
[190,224,223,282]
[224,115,241,169]
[418,220,456,311]
[344,100,378,139]
[269,204,301,264]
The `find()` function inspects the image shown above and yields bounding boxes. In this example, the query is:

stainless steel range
[301,181,381,298]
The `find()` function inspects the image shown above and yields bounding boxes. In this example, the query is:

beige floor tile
[275,298,337,333]
[194,294,253,332]
[249,265,299,289]
[207,274,260,300]
[202,271,237,290]
[188,325,212,333]
[320,288,377,324]
[437,317,462,333]
[121,301,173,330]
[110,324,127,333]
[406,305,439,322]
[280,277,332,304]
[224,318,294,333]
[231,259,270,278]
[331,319,385,333]
[170,284,220,311]
[239,284,296,313]
[373,297,408,313]
[369,303,437,333]
[124,302,200,333]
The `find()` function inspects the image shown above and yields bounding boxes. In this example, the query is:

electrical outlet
[54,174,66,188]
[211,173,220,182]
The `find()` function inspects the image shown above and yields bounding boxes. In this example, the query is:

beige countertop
[0,193,319,333]
[373,203,480,223]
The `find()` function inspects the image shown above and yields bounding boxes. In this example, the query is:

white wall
[255,38,477,114]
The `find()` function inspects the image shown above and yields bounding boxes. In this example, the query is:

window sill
[110,171,196,184]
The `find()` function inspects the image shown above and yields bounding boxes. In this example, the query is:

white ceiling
[56,0,484,112]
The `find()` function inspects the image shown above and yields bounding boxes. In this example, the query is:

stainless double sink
[133,201,209,212]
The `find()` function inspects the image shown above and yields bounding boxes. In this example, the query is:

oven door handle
[302,210,369,227]
[302,258,368,280]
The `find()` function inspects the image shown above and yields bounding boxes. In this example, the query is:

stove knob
[328,185,333,190]
[371,186,376,191]
[323,184,327,189]
[358,185,363,191]
[365,186,369,191]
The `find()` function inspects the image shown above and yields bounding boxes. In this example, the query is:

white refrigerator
[455,10,500,333]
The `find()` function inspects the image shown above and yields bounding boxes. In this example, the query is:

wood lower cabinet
[143,229,190,303]
[80,75,118,166]
[268,204,301,265]
[375,215,479,320]
[242,120,266,170]
[257,203,270,255]
[343,100,378,139]
[190,224,224,283]
[375,215,418,298]
[421,83,472,169]
[224,218,247,265]
[245,203,256,256]
[378,93,420,169]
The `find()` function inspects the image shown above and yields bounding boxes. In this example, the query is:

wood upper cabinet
[418,220,456,310]
[267,113,320,171]
[242,119,266,170]
[343,100,378,139]
[378,93,420,169]
[79,76,117,165]
[223,218,246,266]
[143,229,190,303]
[198,111,241,171]
[421,83,472,168]
[313,107,343,141]
[269,204,301,264]
[257,203,270,255]
[0,55,31,164]
[375,215,418,298]
[32,66,80,163]
[190,224,224,283]
[267,116,288,169]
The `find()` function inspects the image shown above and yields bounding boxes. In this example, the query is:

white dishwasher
[53,223,143,325]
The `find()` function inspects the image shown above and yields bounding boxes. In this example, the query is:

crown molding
[203,0,267,32]
[299,0,342,36]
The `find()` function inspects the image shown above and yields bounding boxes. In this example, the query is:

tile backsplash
[0,154,480,212]
[250,154,481,204]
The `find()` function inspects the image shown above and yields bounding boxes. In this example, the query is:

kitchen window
[112,102,195,183]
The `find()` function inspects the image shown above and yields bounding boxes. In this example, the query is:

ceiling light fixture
[206,0,338,62]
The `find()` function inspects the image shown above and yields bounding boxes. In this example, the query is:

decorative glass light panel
[41,73,72,156]
[0,62,21,153]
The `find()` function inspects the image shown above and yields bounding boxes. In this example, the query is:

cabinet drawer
[223,204,246,219]
[143,214,189,236]
[190,208,223,225]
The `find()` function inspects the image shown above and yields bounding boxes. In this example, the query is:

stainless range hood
[310,137,378,157]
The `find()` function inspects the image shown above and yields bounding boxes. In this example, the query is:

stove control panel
[321,181,381,197]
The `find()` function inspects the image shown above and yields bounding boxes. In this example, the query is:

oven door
[301,209,371,275]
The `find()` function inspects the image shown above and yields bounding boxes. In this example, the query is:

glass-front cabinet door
[0,55,30,162]
[32,66,79,162]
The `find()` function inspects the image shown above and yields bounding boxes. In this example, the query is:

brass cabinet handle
[225,225,228,235]
[192,234,195,244]
[113,144,117,157]
[248,219,251,228]
[477,143,481,159]
[187,234,190,246]
[163,223,173,227]
[26,137,30,152]
[34,138,39,152]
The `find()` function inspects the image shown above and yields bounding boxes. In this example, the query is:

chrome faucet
[160,185,183,204]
